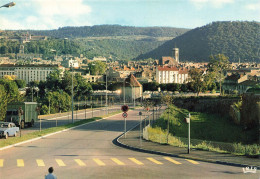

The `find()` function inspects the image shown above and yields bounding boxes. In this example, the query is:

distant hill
[137,21,260,62]
[24,25,189,39]
[0,25,189,60]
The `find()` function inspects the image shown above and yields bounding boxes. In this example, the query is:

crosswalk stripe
[185,159,199,164]
[36,159,45,167]
[147,158,163,165]
[111,158,125,165]
[56,159,66,166]
[163,157,182,164]
[74,159,86,166]
[93,158,106,166]
[129,158,144,165]
[0,159,3,167]
[17,159,24,167]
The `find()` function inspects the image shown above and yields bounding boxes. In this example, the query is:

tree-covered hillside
[0,37,166,60]
[137,21,260,62]
[19,25,189,39]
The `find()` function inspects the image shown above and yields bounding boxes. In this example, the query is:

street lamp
[71,62,74,123]
[0,2,15,8]
[65,37,74,123]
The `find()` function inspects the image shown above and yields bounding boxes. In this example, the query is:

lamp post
[70,62,74,123]
[106,71,108,114]
[65,37,74,124]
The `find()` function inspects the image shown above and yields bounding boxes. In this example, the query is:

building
[156,66,188,84]
[122,74,143,102]
[0,64,64,84]
[159,48,179,66]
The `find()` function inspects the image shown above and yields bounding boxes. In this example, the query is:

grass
[0,110,122,149]
[149,105,260,156]
[154,105,258,144]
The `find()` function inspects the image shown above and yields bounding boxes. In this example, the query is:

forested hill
[26,25,189,38]
[137,21,260,62]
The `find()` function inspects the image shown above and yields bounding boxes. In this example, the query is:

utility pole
[186,113,191,154]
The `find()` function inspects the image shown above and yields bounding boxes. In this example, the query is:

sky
[0,0,259,30]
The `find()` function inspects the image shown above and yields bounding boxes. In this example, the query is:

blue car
[0,122,19,139]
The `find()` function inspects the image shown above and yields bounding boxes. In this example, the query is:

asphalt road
[0,108,258,179]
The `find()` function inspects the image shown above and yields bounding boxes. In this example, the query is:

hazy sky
[0,0,259,30]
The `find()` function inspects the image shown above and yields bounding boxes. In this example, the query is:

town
[0,1,259,179]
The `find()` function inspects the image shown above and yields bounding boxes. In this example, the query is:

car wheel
[31,119,34,127]
[21,121,25,129]
[5,133,8,139]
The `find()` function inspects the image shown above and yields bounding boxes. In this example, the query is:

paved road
[0,109,258,179]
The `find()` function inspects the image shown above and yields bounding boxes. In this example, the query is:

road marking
[111,158,125,165]
[0,159,3,167]
[56,159,66,166]
[74,159,86,166]
[163,157,182,164]
[129,158,144,165]
[93,158,106,166]
[36,159,45,167]
[147,158,163,165]
[17,159,24,167]
[185,159,199,164]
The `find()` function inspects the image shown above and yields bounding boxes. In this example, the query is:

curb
[113,123,260,170]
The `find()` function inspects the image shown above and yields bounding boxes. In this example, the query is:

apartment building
[0,64,64,84]
[156,66,188,84]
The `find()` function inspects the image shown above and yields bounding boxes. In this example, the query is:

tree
[45,69,62,91]
[74,74,92,99]
[0,85,8,120]
[88,61,107,75]
[188,68,206,96]
[15,79,26,88]
[143,82,159,92]
[208,54,230,95]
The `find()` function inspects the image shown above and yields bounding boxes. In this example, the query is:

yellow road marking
[93,158,106,166]
[17,159,24,167]
[0,159,3,167]
[111,158,125,165]
[36,159,45,167]
[163,157,182,164]
[74,159,86,166]
[129,158,144,165]
[147,158,163,165]
[185,159,199,164]
[56,159,66,166]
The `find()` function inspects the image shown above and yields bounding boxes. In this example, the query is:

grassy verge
[146,126,260,156]
[0,110,122,149]
[149,105,260,157]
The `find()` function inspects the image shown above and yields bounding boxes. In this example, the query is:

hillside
[18,25,189,39]
[0,25,189,60]
[137,21,260,62]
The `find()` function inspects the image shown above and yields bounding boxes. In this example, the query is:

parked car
[0,122,19,139]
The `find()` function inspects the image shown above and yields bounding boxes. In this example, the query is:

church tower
[173,48,179,63]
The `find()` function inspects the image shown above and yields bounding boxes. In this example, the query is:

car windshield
[0,124,8,128]
[6,111,18,115]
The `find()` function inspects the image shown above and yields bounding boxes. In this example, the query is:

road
[0,108,258,179]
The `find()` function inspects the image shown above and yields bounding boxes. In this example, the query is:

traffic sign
[121,105,129,112]
[122,112,128,118]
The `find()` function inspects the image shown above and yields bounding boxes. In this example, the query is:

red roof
[157,66,178,71]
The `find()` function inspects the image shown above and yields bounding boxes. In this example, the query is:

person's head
[48,167,54,173]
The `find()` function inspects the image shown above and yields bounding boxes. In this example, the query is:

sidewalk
[116,123,260,169]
